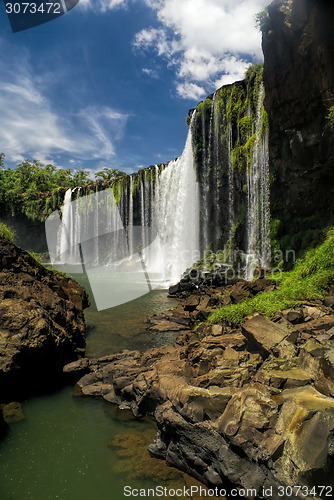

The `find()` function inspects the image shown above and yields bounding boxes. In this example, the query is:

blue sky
[0,0,268,176]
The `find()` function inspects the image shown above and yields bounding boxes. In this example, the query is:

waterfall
[128,176,133,256]
[245,83,270,278]
[227,123,234,245]
[47,71,271,300]
[58,188,72,260]
[47,121,200,291]
[151,125,200,285]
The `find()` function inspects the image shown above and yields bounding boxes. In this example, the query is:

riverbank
[69,269,334,499]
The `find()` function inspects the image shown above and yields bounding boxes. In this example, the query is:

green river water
[0,272,199,500]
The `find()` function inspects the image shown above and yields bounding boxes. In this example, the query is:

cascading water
[227,123,234,244]
[50,119,200,289]
[151,123,200,285]
[245,83,270,278]
[50,69,270,293]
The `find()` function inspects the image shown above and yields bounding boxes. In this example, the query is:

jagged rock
[184,295,200,312]
[282,310,304,324]
[219,294,232,306]
[242,316,290,357]
[211,325,223,336]
[148,320,189,332]
[324,296,334,307]
[253,267,272,279]
[63,358,91,382]
[0,239,89,401]
[1,402,25,423]
[168,283,180,295]
[254,355,312,389]
[195,348,262,389]
[298,339,334,397]
[169,385,233,423]
[285,412,330,471]
[230,282,254,304]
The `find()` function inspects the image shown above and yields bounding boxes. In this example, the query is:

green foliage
[0,221,15,243]
[46,266,69,278]
[327,105,334,132]
[214,64,265,173]
[232,141,245,171]
[196,101,204,117]
[245,64,264,115]
[28,251,43,265]
[0,153,5,170]
[208,227,334,324]
[238,116,253,141]
[203,98,212,113]
[244,134,257,169]
[0,156,92,220]
[186,115,191,126]
[95,168,126,181]
[261,108,268,137]
[255,8,270,33]
[226,85,247,126]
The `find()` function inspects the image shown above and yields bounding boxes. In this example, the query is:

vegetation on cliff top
[255,7,271,34]
[0,154,127,221]
[0,221,15,243]
[208,227,334,325]
[190,63,265,178]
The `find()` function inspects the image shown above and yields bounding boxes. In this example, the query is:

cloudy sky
[0,0,268,175]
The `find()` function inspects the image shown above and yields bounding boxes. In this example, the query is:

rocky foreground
[0,238,90,407]
[65,277,334,499]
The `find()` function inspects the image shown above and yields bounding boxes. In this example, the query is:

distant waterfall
[51,123,200,287]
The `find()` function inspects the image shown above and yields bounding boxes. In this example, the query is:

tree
[95,167,127,181]
[255,8,270,33]
[72,169,91,186]
[0,153,5,169]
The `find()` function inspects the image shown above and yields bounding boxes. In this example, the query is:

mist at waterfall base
[46,126,200,311]
[46,86,271,310]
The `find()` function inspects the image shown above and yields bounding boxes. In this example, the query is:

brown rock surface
[242,315,290,356]
[1,401,25,423]
[0,238,89,401]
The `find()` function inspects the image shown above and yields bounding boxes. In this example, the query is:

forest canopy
[0,154,127,219]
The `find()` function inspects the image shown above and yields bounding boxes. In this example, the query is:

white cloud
[78,0,127,11]
[177,82,206,100]
[0,44,128,165]
[134,0,268,98]
[142,68,159,78]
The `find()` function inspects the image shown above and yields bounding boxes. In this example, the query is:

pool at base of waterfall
[0,284,197,500]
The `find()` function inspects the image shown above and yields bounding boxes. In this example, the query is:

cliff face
[263,0,334,233]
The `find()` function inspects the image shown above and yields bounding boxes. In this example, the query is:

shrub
[0,221,15,243]
[208,227,334,325]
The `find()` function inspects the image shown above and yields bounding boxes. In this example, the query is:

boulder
[1,402,25,423]
[242,316,290,357]
[324,296,334,307]
[0,239,89,401]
